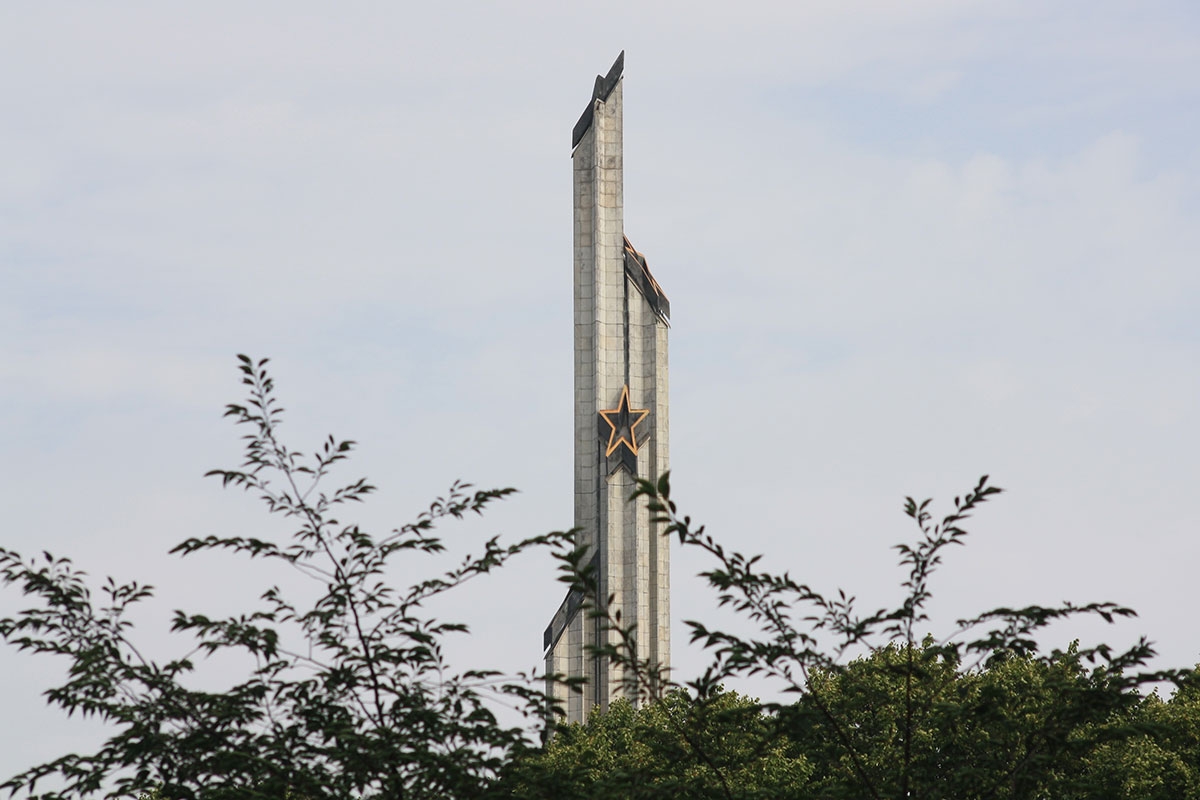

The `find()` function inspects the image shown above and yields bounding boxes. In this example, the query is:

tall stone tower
[544,52,671,725]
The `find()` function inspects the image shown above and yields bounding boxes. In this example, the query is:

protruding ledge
[543,551,598,652]
[624,236,670,323]
[571,51,625,150]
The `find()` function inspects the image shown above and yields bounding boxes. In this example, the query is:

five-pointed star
[599,385,650,457]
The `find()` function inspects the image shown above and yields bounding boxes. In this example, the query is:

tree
[497,689,810,800]
[4,356,1194,799]
[1071,668,1200,800]
[507,642,1198,800]
[785,641,1154,799]
[0,356,568,800]
[559,473,1193,800]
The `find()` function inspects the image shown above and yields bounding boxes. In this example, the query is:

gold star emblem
[599,385,650,457]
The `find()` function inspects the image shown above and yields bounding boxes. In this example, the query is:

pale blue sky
[2,0,1199,783]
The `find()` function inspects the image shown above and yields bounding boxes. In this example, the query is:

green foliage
[0,356,570,800]
[555,472,1194,800]
[498,689,810,800]
[4,356,1198,800]
[785,642,1154,799]
[509,643,1200,800]
[1072,670,1200,800]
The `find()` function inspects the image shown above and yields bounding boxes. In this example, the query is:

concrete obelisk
[544,52,671,725]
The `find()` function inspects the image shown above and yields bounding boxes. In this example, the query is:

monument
[543,52,671,724]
